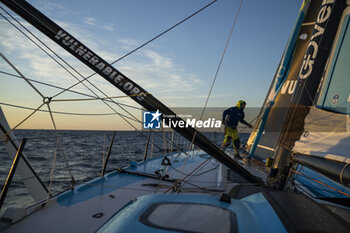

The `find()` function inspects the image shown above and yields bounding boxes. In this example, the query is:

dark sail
[247,0,323,159]
[0,0,260,183]
[273,0,347,187]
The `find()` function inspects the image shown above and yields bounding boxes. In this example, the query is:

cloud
[117,48,201,94]
[103,23,114,32]
[0,13,201,111]
[83,18,114,32]
[117,39,140,47]
[83,17,96,26]
[36,0,68,12]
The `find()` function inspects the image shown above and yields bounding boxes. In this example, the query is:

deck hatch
[139,202,237,233]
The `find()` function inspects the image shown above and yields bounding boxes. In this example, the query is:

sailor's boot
[233,138,242,159]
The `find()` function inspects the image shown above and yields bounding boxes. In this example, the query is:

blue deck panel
[56,152,203,207]
[57,172,147,207]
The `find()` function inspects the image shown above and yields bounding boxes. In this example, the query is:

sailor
[221,100,252,159]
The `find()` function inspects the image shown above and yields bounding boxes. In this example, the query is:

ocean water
[2,130,347,216]
[0,129,226,214]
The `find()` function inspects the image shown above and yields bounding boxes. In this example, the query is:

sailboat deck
[0,150,262,233]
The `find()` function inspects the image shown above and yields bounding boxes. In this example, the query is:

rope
[51,93,150,102]
[0,58,176,156]
[291,169,350,198]
[1,1,225,181]
[49,0,218,98]
[171,164,219,177]
[0,8,144,129]
[154,165,170,194]
[0,4,212,160]
[175,153,190,183]
[0,52,44,98]
[0,70,143,111]
[109,0,218,66]
[46,101,76,190]
[46,136,59,202]
[238,114,259,134]
[0,1,222,135]
[175,156,213,193]
[57,136,75,189]
[164,156,211,193]
[0,101,137,118]
[0,9,97,99]
[188,0,243,150]
[0,103,45,141]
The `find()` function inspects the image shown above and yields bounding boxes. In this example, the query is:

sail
[271,0,349,188]
[293,108,349,163]
[292,4,350,186]
[0,106,48,201]
[247,0,323,159]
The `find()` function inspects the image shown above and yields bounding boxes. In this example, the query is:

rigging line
[188,0,243,150]
[47,136,59,202]
[238,113,259,134]
[1,11,145,135]
[108,0,218,65]
[51,93,150,102]
[0,102,45,141]
[1,8,209,156]
[0,70,143,111]
[164,156,212,193]
[57,135,75,189]
[154,165,170,194]
[46,102,57,130]
[171,164,219,177]
[46,102,75,188]
[175,152,190,182]
[0,0,220,129]
[177,156,213,193]
[278,78,318,147]
[0,10,91,97]
[291,167,346,197]
[291,169,350,198]
[1,11,200,157]
[0,7,106,99]
[0,8,142,127]
[20,0,219,130]
[0,52,44,98]
[0,101,139,119]
[2,22,195,161]
[50,0,219,98]
[304,85,318,108]
[293,182,345,196]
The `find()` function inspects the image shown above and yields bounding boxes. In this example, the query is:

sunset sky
[0,0,301,130]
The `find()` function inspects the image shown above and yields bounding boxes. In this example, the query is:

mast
[272,0,347,189]
[0,0,260,183]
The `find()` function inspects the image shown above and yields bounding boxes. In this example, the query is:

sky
[0,0,302,130]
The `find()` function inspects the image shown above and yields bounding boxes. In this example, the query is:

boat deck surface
[0,150,266,233]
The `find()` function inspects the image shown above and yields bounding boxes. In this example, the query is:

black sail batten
[273,0,347,187]
[293,154,350,187]
[0,0,261,183]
